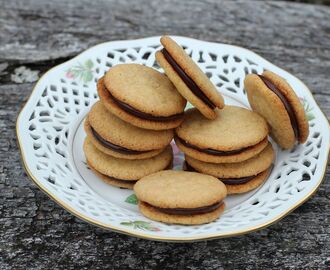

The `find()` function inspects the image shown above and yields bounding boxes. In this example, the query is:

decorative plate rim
[16,36,330,242]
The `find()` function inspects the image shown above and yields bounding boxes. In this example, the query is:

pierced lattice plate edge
[16,36,330,242]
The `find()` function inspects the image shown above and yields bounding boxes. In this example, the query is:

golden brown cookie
[175,106,269,163]
[139,201,225,225]
[134,170,227,225]
[156,36,224,120]
[83,139,173,189]
[224,168,271,194]
[85,101,174,159]
[185,143,274,177]
[185,143,275,194]
[87,161,135,189]
[98,64,186,130]
[244,70,309,149]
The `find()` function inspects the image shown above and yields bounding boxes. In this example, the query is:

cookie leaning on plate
[98,64,186,130]
[175,106,269,163]
[185,143,275,194]
[244,70,309,149]
[85,101,174,160]
[134,170,227,225]
[84,139,173,189]
[156,36,224,120]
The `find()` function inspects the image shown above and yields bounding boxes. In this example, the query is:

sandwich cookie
[244,70,309,149]
[98,64,186,130]
[184,143,275,194]
[84,139,173,189]
[156,36,224,120]
[134,170,227,225]
[85,101,174,160]
[175,106,269,163]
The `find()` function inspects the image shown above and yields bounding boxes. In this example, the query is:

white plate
[16,36,329,242]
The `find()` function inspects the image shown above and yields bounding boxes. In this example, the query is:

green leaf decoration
[306,113,315,121]
[125,194,138,205]
[84,72,93,83]
[85,59,94,69]
[66,59,94,83]
[120,222,133,226]
[120,221,161,231]
[301,97,315,122]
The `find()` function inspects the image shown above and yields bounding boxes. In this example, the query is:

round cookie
[87,161,135,189]
[185,143,274,194]
[98,64,186,130]
[224,168,271,195]
[84,139,173,189]
[85,101,174,160]
[156,36,224,120]
[185,143,274,178]
[175,106,269,163]
[244,70,309,149]
[139,201,225,225]
[134,170,227,225]
[176,137,268,164]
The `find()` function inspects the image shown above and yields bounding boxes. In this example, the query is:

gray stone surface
[0,0,329,269]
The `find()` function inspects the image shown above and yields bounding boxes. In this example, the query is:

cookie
[244,70,309,149]
[98,64,186,130]
[85,101,174,160]
[134,170,227,225]
[156,36,224,120]
[223,168,271,195]
[175,106,269,163]
[83,139,173,189]
[87,161,135,189]
[185,143,275,194]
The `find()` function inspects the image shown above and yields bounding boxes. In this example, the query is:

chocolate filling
[91,127,152,155]
[221,175,257,185]
[176,136,259,156]
[105,83,183,122]
[145,201,223,215]
[184,161,259,185]
[106,175,138,184]
[258,75,299,139]
[161,48,216,109]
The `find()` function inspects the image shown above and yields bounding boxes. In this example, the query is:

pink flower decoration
[171,142,180,155]
[66,71,74,79]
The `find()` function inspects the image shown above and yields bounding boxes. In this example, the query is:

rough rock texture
[0,0,329,269]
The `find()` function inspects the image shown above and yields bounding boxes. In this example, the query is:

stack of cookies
[83,63,186,189]
[156,36,275,195]
[176,106,275,194]
[84,35,310,225]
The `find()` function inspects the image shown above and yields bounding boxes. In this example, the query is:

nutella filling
[105,83,183,122]
[145,201,223,215]
[258,75,299,139]
[176,136,260,156]
[106,175,138,184]
[91,127,152,155]
[184,162,260,185]
[161,48,216,109]
[221,175,257,185]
